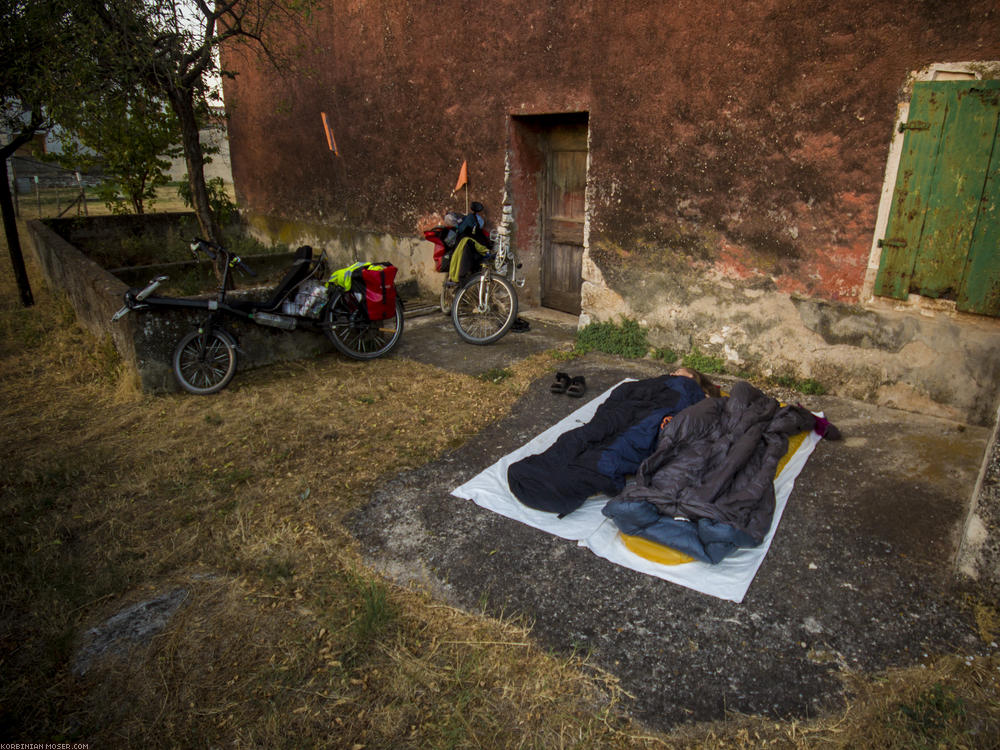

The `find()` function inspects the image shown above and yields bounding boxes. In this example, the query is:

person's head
[672,367,721,398]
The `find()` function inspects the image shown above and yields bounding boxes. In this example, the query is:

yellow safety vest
[327,262,390,290]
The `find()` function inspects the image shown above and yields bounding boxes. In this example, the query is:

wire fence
[6,156,103,219]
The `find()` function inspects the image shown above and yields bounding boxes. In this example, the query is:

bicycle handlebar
[190,238,257,277]
[190,237,218,261]
[230,255,257,277]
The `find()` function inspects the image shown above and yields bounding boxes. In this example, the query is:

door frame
[507,112,590,314]
[863,61,1000,315]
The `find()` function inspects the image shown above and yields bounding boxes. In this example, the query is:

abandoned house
[221,1,1000,428]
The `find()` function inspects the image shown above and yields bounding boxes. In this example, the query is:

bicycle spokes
[184,337,225,383]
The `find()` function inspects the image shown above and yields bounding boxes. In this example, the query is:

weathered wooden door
[542,125,587,314]
[874,80,1000,316]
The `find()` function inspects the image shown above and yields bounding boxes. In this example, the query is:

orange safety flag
[321,112,339,156]
[452,159,468,194]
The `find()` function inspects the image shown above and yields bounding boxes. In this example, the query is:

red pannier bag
[424,227,453,273]
[356,263,398,320]
[329,261,399,320]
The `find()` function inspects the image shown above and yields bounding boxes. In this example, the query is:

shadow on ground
[352,309,992,730]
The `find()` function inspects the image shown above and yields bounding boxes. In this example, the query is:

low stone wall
[27,219,337,393]
[579,250,1000,428]
[27,219,139,363]
[243,211,440,299]
[51,212,196,250]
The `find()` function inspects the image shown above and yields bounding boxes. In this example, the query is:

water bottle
[252,312,297,330]
[300,283,328,317]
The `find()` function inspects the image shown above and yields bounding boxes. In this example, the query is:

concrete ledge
[27,218,138,362]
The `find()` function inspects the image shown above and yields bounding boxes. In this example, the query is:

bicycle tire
[172,328,238,395]
[440,283,456,315]
[324,294,404,360]
[451,272,518,345]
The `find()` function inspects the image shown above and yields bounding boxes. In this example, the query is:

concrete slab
[395,305,578,376]
[352,316,994,729]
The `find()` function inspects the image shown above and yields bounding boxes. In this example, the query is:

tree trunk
[1,150,35,307]
[169,86,219,243]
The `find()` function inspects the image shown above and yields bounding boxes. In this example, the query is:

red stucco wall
[223,0,999,303]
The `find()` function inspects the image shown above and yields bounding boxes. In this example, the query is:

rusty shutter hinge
[899,120,931,133]
[878,238,907,249]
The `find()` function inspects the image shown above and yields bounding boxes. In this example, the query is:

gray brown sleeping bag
[602,380,817,563]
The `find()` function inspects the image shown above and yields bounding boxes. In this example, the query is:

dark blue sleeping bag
[507,375,706,516]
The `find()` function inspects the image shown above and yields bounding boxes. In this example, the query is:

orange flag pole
[451,159,468,209]
[321,112,339,156]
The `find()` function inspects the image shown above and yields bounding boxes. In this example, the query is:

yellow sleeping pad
[621,533,696,565]
[620,428,811,565]
[775,430,807,479]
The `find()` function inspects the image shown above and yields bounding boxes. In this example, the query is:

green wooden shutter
[957,87,1000,316]
[874,80,1000,316]
[874,83,948,301]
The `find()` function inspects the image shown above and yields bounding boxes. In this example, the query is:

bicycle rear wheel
[324,294,404,360]
[172,328,238,395]
[452,272,518,345]
[440,283,456,314]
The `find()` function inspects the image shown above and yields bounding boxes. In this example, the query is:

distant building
[167,121,234,185]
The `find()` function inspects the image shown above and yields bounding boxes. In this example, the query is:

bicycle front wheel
[172,328,238,395]
[324,294,404,360]
[452,273,518,345]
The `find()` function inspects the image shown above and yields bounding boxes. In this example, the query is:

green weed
[478,367,512,384]
[652,347,680,364]
[352,578,398,645]
[682,348,725,374]
[796,378,826,395]
[772,373,827,395]
[893,682,968,747]
[575,318,649,358]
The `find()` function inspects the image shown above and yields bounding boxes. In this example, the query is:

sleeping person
[507,373,711,517]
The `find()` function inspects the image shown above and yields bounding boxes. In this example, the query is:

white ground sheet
[451,380,822,603]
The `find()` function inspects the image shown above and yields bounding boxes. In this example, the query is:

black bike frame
[130,250,264,323]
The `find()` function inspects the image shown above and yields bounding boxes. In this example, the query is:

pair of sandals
[550,371,586,398]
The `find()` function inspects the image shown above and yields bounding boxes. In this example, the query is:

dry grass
[1,213,999,747]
